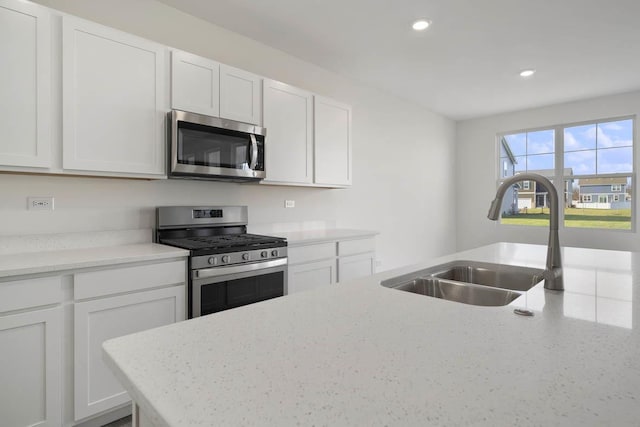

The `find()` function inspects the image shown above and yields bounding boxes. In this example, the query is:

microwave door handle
[249,134,258,170]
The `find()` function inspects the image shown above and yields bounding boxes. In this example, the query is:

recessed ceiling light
[412,19,431,31]
[520,69,536,78]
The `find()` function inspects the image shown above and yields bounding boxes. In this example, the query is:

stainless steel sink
[393,277,522,306]
[381,260,544,307]
[429,260,544,292]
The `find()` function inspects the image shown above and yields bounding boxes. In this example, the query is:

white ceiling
[157,0,640,120]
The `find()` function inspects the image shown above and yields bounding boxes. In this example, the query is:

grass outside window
[501,207,631,230]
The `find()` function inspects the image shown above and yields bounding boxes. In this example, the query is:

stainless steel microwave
[169,110,266,181]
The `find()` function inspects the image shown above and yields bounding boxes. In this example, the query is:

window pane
[597,119,633,149]
[565,177,632,230]
[504,133,526,156]
[564,150,596,175]
[597,147,633,174]
[527,129,554,154]
[565,124,596,152]
[527,154,554,171]
[513,156,527,173]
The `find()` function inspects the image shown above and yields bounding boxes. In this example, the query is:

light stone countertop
[103,243,640,426]
[270,228,378,246]
[0,244,189,278]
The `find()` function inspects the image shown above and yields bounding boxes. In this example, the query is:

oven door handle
[249,134,258,170]
[193,258,287,280]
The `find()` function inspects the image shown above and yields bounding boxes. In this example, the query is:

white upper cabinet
[171,49,220,117]
[263,79,313,183]
[314,96,352,186]
[220,64,262,125]
[0,0,51,168]
[62,16,166,176]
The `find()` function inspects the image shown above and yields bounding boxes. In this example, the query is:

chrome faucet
[487,173,564,291]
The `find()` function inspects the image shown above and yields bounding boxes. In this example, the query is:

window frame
[496,115,635,233]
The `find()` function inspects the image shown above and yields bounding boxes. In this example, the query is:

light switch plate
[285,200,295,208]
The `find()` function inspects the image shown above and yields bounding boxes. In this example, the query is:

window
[565,118,633,230]
[498,117,633,230]
[497,129,554,226]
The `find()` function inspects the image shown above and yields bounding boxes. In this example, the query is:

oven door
[190,259,287,318]
[170,110,266,180]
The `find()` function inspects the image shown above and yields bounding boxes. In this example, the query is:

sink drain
[513,308,534,317]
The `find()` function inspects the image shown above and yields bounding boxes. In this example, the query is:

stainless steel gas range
[156,206,287,318]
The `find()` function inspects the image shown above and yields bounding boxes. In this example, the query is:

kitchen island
[103,243,640,426]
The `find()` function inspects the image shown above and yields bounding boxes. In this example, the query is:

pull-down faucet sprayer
[487,173,563,291]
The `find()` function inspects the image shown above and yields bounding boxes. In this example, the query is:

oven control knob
[221,255,230,263]
[260,251,268,258]
[242,253,250,261]
[207,257,217,265]
[271,250,279,257]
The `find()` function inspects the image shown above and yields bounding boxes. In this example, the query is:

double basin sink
[381,260,545,307]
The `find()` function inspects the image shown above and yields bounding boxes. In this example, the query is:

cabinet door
[0,0,51,168]
[220,64,262,125]
[0,307,61,427]
[263,79,313,183]
[171,50,220,117]
[338,252,375,283]
[314,96,352,186]
[288,259,336,294]
[62,16,166,175]
[74,286,185,420]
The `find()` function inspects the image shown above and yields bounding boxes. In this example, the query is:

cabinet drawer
[338,237,375,256]
[288,242,336,265]
[0,276,62,313]
[74,260,186,300]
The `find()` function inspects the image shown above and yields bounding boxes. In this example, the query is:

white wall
[2,0,457,271]
[456,90,640,252]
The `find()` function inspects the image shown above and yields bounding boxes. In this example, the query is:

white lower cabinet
[288,259,336,294]
[74,286,185,420]
[0,256,187,426]
[0,307,61,427]
[337,252,376,283]
[287,235,377,294]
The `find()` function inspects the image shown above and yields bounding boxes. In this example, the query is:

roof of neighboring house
[500,137,516,164]
[579,177,627,186]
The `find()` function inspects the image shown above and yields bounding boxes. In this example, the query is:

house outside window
[497,117,634,230]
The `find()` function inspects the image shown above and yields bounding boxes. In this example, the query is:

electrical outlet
[284,200,295,208]
[28,196,54,211]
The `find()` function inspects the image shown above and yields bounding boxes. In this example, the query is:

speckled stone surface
[103,243,640,426]
[269,229,378,246]
[0,244,189,278]
[0,229,152,255]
